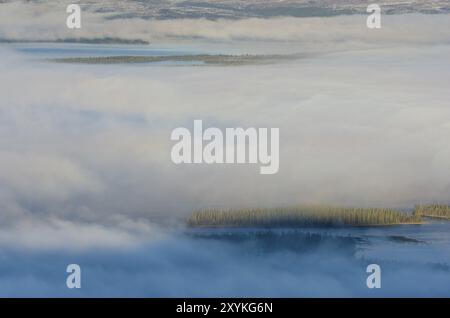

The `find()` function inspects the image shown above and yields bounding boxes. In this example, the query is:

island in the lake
[49,54,295,66]
[187,204,450,228]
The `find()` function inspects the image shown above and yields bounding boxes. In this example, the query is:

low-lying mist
[0,10,450,296]
[1,229,449,297]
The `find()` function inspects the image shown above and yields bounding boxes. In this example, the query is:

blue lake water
[11,43,202,58]
[187,220,450,264]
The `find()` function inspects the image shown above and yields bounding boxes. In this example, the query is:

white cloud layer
[0,6,449,297]
[0,12,450,250]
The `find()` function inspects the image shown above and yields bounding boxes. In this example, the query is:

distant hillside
[2,0,449,20]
